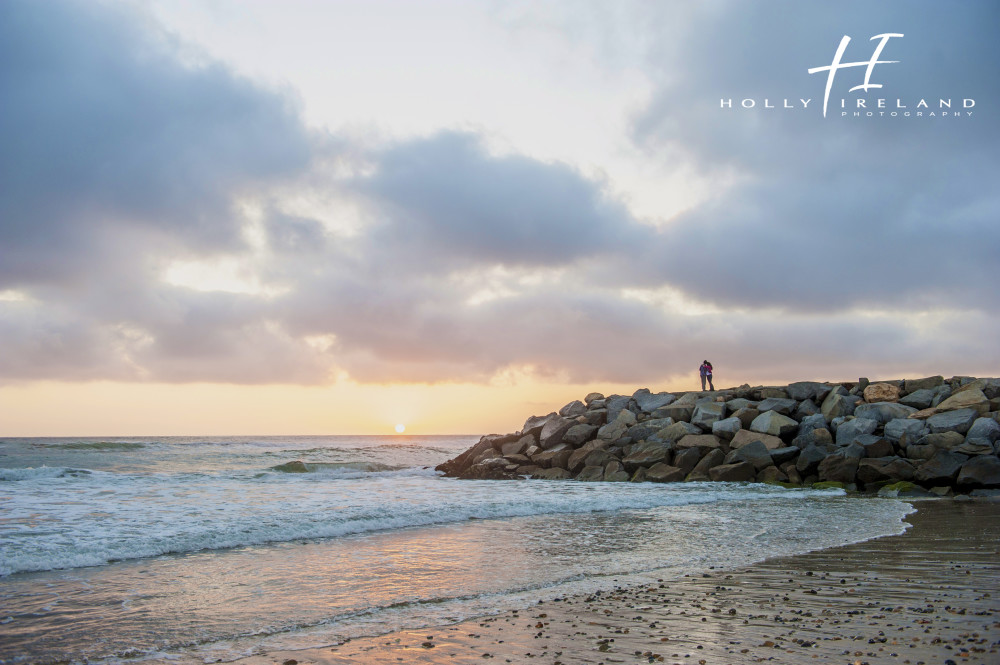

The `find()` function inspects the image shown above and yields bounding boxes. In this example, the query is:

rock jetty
[436,376,1000,495]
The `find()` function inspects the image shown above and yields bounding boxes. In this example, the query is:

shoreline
[234,498,1000,665]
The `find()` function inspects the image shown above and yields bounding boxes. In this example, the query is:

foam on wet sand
[236,499,1000,665]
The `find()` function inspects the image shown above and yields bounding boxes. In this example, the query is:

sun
[394,424,406,434]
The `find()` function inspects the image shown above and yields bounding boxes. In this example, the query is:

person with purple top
[699,360,714,391]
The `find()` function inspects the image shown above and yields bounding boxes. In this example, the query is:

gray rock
[673,447,703,474]
[798,413,828,437]
[675,434,723,454]
[539,416,577,449]
[603,460,630,482]
[821,391,857,421]
[730,428,784,451]
[522,413,558,437]
[531,447,572,469]
[605,395,634,423]
[769,446,800,466]
[726,398,753,411]
[930,385,952,406]
[967,417,1000,443]
[756,398,798,416]
[915,450,970,484]
[835,417,879,445]
[857,457,906,484]
[796,444,828,475]
[597,409,636,441]
[856,434,893,459]
[709,461,756,482]
[500,434,535,456]
[562,424,599,447]
[711,417,743,441]
[900,389,935,409]
[817,453,859,483]
[956,456,1000,488]
[786,381,832,402]
[579,409,607,427]
[584,392,605,405]
[459,459,520,480]
[903,375,945,393]
[914,431,965,451]
[622,440,673,472]
[884,418,928,444]
[792,427,834,450]
[531,467,573,480]
[653,404,694,422]
[734,439,773,471]
[559,400,587,418]
[645,463,686,483]
[750,411,800,438]
[757,466,789,483]
[759,388,790,399]
[732,407,760,429]
[795,399,820,419]
[633,390,676,413]
[575,465,605,482]
[952,439,995,456]
[686,449,725,481]
[691,402,727,431]
[657,421,702,442]
[925,408,979,435]
[837,443,866,460]
[854,402,917,424]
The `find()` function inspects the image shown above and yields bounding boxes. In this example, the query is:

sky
[1,0,997,436]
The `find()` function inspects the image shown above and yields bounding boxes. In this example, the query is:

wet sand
[238,499,1000,665]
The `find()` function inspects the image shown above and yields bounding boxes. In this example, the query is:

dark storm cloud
[630,0,1000,310]
[0,0,315,288]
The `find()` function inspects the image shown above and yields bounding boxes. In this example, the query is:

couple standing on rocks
[700,360,714,391]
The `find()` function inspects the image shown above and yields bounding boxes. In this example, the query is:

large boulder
[501,434,536,456]
[854,402,917,424]
[956,456,1000,488]
[459,458,519,480]
[584,392,605,404]
[925,408,979,435]
[686,449,725,481]
[786,381,832,402]
[531,467,573,480]
[597,409,636,440]
[858,457,906,484]
[633,389,676,413]
[603,461,631,482]
[730,428,784,451]
[796,399,821,419]
[757,466,789,483]
[653,404,694,422]
[605,395,635,423]
[903,375,944,393]
[731,407,760,429]
[914,450,970,485]
[750,411,799,438]
[691,402,727,431]
[817,453,859,483]
[769,446,800,466]
[567,440,607,472]
[863,382,901,403]
[798,413,828,437]
[531,447,573,469]
[835,418,879,445]
[575,465,605,481]
[711,417,743,441]
[821,391,858,421]
[884,418,928,444]
[539,416,577,449]
[559,400,587,418]
[672,447,703,474]
[856,434,893,459]
[622,440,673,471]
[953,439,995,456]
[755,398,799,416]
[658,421,702,442]
[709,461,756,482]
[900,389,935,409]
[733,439,773,471]
[966,417,1000,443]
[562,424,599,446]
[916,389,990,417]
[522,413,558,437]
[675,434,722,454]
[645,463,686,483]
[796,443,828,476]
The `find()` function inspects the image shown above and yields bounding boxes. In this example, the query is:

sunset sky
[1,1,997,436]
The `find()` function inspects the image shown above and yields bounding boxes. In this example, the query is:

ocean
[0,435,914,664]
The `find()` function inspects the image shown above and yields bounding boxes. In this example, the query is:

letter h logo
[808,33,903,117]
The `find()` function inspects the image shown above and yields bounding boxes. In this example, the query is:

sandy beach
[237,499,1000,665]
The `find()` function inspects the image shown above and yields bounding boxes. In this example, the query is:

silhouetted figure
[699,360,714,391]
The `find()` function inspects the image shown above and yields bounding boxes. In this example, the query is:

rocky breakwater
[436,376,1000,495]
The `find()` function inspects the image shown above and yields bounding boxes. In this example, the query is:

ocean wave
[0,466,94,481]
[267,461,413,476]
[46,441,146,451]
[0,481,849,577]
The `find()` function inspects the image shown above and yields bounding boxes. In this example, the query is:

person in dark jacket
[699,360,714,391]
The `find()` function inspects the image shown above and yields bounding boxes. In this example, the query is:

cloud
[1,0,997,389]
